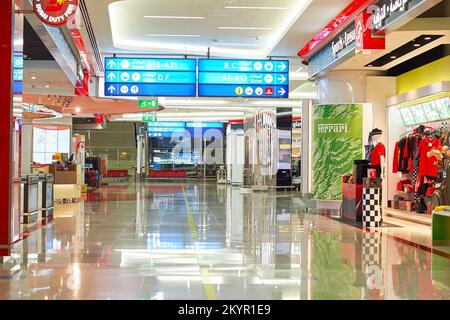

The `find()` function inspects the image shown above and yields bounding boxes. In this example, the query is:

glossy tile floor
[1,182,449,300]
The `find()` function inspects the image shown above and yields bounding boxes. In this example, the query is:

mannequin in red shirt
[370,130,386,178]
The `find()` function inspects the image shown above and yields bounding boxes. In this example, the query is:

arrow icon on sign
[278,88,286,96]
[278,62,287,71]
[107,59,116,69]
[107,85,116,94]
[107,72,116,81]
[278,74,287,83]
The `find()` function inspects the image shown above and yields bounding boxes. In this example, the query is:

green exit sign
[142,115,157,122]
[139,100,158,108]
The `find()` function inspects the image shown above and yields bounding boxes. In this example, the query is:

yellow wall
[397,55,450,94]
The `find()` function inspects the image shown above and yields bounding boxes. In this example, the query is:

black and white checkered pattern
[412,168,419,200]
[363,188,382,227]
[362,231,381,268]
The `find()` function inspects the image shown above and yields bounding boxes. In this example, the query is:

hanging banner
[312,104,364,200]
[33,0,79,27]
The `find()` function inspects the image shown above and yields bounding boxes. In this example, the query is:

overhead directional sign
[104,57,196,97]
[198,59,289,98]
[13,55,23,94]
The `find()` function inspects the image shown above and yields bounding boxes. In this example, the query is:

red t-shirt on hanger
[418,137,441,177]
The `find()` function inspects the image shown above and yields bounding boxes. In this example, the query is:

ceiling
[25,0,351,119]
[85,0,319,58]
[335,18,450,71]
[23,0,447,122]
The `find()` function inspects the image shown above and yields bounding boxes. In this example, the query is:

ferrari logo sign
[33,0,79,27]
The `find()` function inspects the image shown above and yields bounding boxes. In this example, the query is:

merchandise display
[390,123,450,214]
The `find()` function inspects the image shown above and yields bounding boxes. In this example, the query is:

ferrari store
[297,0,450,244]
[385,56,450,242]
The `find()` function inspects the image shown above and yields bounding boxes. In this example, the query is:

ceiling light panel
[144,15,205,19]
[224,6,288,10]
[108,0,312,57]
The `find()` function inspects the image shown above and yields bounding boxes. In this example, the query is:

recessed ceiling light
[413,43,421,47]
[31,76,37,80]
[424,36,432,40]
[367,64,374,67]
[144,15,205,20]
[75,107,81,113]
[224,6,288,10]
[45,84,50,88]
[218,26,274,30]
[390,55,397,59]
[146,34,200,37]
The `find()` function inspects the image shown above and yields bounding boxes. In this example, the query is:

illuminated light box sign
[142,115,157,122]
[13,56,23,94]
[148,122,185,128]
[104,57,196,97]
[139,99,159,109]
[148,121,186,138]
[198,59,289,98]
[186,122,224,128]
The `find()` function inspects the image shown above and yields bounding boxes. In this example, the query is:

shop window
[32,126,70,164]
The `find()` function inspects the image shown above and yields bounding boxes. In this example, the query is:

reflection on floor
[0,182,449,300]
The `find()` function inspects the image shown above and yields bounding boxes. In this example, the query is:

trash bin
[38,173,54,218]
[21,174,40,224]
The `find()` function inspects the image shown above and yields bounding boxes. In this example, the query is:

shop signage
[33,0,79,27]
[292,120,302,129]
[138,99,159,109]
[104,57,196,97]
[198,59,289,98]
[312,104,364,200]
[370,0,425,33]
[331,27,356,59]
[355,10,386,53]
[317,123,348,134]
[306,0,430,78]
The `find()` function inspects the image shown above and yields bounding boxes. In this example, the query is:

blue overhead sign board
[198,59,289,98]
[13,55,23,94]
[104,57,196,97]
[186,122,224,128]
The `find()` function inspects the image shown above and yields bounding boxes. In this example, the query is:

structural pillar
[0,0,16,257]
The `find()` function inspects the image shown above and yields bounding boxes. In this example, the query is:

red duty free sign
[33,0,78,27]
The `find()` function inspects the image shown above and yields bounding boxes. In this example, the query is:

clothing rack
[399,126,414,138]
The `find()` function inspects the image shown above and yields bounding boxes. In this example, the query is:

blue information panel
[186,122,224,128]
[13,55,23,94]
[198,59,289,98]
[104,57,196,97]
[148,122,186,128]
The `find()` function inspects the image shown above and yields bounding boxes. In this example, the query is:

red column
[0,1,14,256]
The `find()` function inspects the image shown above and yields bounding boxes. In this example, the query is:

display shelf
[384,207,432,226]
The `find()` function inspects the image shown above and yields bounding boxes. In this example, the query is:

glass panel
[410,105,427,124]
[33,128,46,152]
[58,129,71,154]
[421,101,440,122]
[33,152,45,164]
[45,129,58,153]
[435,97,450,119]
[399,107,416,126]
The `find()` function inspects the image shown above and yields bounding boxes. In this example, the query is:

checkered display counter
[362,187,382,227]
